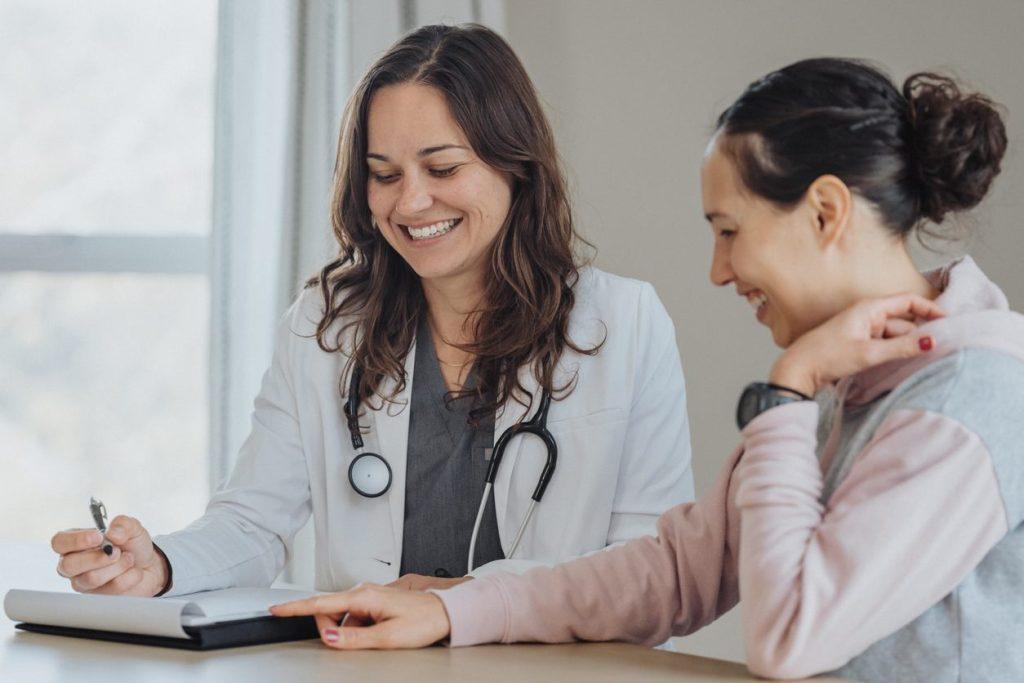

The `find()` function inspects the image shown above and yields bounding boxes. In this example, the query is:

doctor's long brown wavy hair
[308,23,598,420]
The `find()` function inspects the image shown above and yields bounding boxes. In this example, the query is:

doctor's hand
[388,573,473,592]
[270,584,451,650]
[50,515,170,597]
[770,293,945,397]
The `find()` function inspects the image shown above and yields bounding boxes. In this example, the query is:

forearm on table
[439,456,743,648]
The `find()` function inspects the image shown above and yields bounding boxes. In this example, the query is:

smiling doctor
[49,24,694,598]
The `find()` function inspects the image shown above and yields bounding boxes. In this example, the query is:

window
[0,0,217,540]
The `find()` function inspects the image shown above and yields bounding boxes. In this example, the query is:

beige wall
[505,0,1024,663]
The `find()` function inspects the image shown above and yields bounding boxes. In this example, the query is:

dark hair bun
[903,73,1008,223]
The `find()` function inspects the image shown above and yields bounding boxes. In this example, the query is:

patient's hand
[388,573,472,592]
[270,584,451,650]
[770,293,945,396]
[50,515,169,597]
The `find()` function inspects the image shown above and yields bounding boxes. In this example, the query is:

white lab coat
[156,267,694,596]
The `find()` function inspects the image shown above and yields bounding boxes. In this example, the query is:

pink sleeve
[735,402,1008,679]
[434,446,745,647]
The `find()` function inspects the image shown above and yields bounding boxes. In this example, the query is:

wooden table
[1,542,844,682]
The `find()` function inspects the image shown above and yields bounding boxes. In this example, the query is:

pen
[89,497,115,556]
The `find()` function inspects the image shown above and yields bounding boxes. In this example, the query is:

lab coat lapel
[493,366,539,549]
[370,340,416,568]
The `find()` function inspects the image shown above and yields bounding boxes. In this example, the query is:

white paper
[178,587,317,627]
[4,590,193,638]
[3,587,319,640]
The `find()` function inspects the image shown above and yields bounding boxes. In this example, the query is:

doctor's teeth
[406,219,457,240]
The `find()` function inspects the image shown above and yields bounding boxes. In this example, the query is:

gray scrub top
[398,320,504,578]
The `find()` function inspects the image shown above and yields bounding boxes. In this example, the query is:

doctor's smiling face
[365,82,513,286]
[701,134,840,348]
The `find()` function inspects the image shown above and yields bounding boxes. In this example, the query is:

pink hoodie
[435,257,1024,680]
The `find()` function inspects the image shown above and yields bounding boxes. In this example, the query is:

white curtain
[210,0,505,585]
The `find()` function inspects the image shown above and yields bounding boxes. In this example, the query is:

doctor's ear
[804,174,853,248]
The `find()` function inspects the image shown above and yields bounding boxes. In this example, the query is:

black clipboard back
[15,614,319,651]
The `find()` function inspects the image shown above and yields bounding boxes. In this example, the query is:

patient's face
[700,134,837,348]
[365,82,513,288]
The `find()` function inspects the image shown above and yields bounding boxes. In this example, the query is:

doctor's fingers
[69,552,136,592]
[57,546,122,578]
[82,567,148,596]
[51,528,104,555]
[106,515,152,550]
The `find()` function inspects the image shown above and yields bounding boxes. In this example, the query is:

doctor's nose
[396,175,433,215]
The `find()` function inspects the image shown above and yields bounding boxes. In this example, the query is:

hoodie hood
[841,256,1024,405]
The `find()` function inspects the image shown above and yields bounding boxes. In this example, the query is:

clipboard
[5,587,322,650]
[15,614,319,650]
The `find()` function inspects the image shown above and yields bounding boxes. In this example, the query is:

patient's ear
[805,174,853,249]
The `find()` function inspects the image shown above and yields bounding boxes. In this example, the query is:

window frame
[0,1,219,501]
[0,234,208,274]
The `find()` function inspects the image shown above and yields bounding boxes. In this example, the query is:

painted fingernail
[919,336,934,352]
[323,629,340,643]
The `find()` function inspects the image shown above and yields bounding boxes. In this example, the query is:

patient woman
[273,59,1024,681]
[50,25,693,599]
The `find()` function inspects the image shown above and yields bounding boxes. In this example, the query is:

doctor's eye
[371,172,400,184]
[429,165,460,178]
[717,229,737,239]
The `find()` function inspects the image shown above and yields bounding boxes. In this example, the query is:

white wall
[505,0,1024,662]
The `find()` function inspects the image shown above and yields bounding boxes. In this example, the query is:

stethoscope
[344,366,557,571]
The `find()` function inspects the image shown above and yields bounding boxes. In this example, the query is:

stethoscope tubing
[345,365,558,572]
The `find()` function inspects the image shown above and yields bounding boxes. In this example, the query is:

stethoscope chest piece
[344,369,392,498]
[348,452,392,497]
[344,364,556,570]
